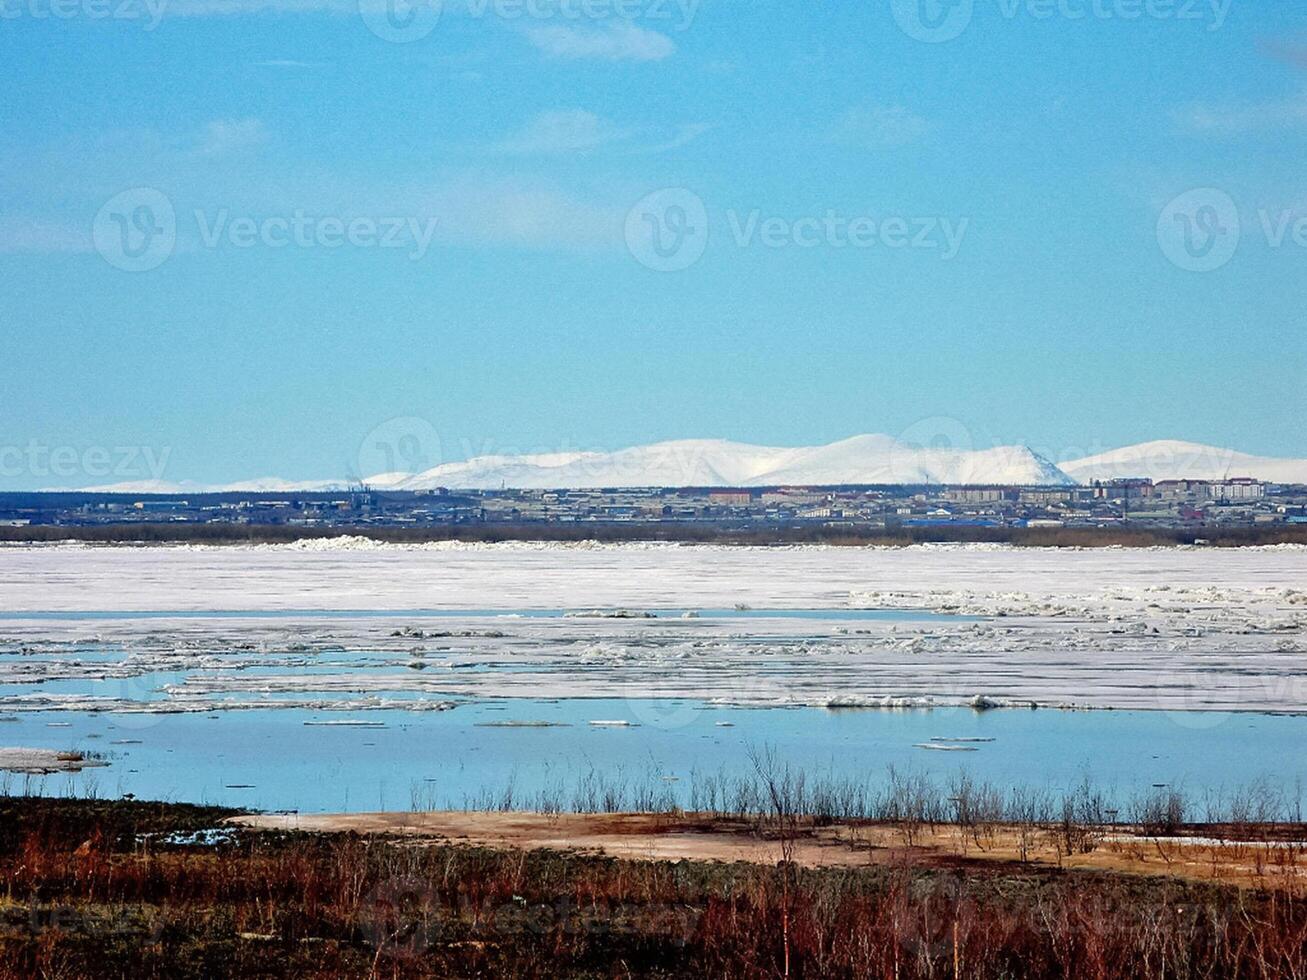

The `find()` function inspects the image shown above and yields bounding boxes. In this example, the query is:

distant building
[797,507,833,519]
[943,488,1006,504]
[1154,479,1210,499]
[760,489,825,506]
[1019,489,1073,505]
[1208,479,1265,501]
[708,490,752,507]
[1091,479,1154,502]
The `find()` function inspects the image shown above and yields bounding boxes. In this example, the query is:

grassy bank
[2,797,1307,978]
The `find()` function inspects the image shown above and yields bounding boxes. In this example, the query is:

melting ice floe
[0,543,1302,715]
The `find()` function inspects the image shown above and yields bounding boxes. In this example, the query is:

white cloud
[834,105,930,149]
[637,122,711,154]
[493,109,632,155]
[420,175,622,249]
[525,22,675,62]
[1171,92,1307,137]
[1,113,629,258]
[488,111,708,156]
[196,118,268,156]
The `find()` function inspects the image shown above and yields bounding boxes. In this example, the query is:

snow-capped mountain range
[60,436,1307,493]
[1059,440,1307,484]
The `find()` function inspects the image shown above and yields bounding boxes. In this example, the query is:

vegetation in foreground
[2,797,1307,979]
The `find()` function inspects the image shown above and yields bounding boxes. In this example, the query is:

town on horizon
[4,472,1301,536]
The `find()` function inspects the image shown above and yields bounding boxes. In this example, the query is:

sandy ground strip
[232,810,1307,890]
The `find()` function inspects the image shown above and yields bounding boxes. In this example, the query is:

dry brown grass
[5,799,1307,978]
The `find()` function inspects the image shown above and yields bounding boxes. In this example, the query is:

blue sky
[1,0,1304,487]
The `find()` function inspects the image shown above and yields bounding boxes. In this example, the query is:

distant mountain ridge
[57,436,1307,493]
[1059,440,1307,485]
[376,436,1074,490]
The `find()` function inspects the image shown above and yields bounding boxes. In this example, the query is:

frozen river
[1,540,1304,811]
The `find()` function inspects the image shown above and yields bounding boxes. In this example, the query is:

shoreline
[230,808,1307,890]
[5,698,1307,716]
[4,523,1307,548]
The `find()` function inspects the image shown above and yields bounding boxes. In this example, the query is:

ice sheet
[0,542,1303,713]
